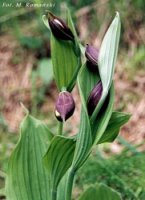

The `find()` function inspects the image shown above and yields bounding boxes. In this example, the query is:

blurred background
[0,0,145,199]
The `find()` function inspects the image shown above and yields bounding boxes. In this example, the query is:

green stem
[65,169,75,200]
[58,121,63,136]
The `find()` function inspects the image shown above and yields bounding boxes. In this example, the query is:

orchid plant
[1,9,131,200]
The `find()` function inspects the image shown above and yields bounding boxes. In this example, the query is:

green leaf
[51,36,80,91]
[42,15,50,30]
[90,13,121,144]
[92,83,115,144]
[66,10,81,91]
[57,171,69,200]
[71,109,92,171]
[71,68,115,171]
[69,12,121,174]
[79,186,97,200]
[5,113,53,200]
[91,12,121,121]
[38,58,53,84]
[67,9,78,40]
[98,111,131,144]
[43,136,76,190]
[77,64,100,102]
[98,12,121,93]
[71,64,113,171]
[79,183,121,200]
[49,11,81,92]
[71,65,94,171]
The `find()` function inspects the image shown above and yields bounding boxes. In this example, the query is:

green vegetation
[0,0,145,199]
[76,150,145,200]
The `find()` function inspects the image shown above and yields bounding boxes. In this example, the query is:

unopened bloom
[55,91,75,121]
[85,44,99,71]
[48,12,74,41]
[87,81,103,116]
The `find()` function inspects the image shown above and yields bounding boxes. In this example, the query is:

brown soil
[0,31,145,152]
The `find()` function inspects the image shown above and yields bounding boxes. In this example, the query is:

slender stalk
[65,169,75,200]
[58,121,63,136]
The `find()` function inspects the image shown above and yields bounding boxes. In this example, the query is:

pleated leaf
[43,136,76,190]
[67,13,121,173]
[66,10,81,91]
[79,183,121,200]
[5,113,53,200]
[50,12,81,92]
[57,171,69,200]
[98,111,131,144]
[98,12,121,93]
[71,65,95,171]
[71,65,113,171]
[92,83,115,144]
[91,12,121,121]
[71,109,92,171]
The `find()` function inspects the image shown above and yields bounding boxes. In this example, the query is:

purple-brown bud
[55,91,75,121]
[48,12,74,41]
[85,44,99,72]
[87,81,103,116]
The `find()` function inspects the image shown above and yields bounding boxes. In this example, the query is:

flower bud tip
[85,44,99,72]
[55,91,75,121]
[48,12,74,41]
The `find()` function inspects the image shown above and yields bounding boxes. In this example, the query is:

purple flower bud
[85,44,99,72]
[55,91,75,121]
[87,81,103,116]
[48,12,74,41]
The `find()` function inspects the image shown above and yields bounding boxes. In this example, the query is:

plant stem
[58,121,63,136]
[65,169,75,200]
